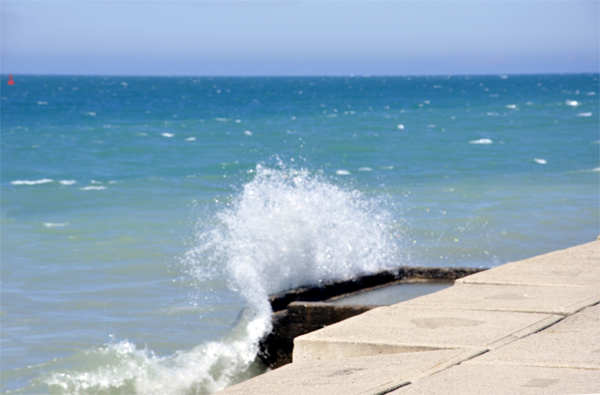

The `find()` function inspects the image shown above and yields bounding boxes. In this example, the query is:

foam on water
[42,321,266,395]
[43,222,70,228]
[80,186,107,191]
[470,138,493,144]
[11,179,54,185]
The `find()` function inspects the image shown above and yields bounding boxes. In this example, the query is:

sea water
[1,74,598,394]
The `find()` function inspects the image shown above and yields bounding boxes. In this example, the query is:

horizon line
[2,71,599,79]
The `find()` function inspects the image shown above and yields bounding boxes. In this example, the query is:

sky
[1,1,599,76]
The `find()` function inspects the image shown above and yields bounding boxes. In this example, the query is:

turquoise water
[1,74,598,394]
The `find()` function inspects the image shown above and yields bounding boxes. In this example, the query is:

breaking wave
[39,163,399,395]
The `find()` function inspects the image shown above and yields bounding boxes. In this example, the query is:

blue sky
[1,1,598,76]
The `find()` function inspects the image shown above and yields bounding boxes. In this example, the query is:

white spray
[44,164,400,395]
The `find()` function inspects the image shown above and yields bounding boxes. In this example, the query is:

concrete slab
[293,305,562,362]
[456,240,600,287]
[548,303,600,335]
[390,364,600,395]
[400,283,600,315]
[217,349,464,395]
[467,326,600,370]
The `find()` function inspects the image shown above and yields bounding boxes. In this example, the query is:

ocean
[1,74,598,394]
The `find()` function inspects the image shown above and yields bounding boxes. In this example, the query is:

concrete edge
[563,293,600,315]
[407,347,490,384]
[486,314,565,350]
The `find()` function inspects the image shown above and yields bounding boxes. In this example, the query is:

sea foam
[80,186,107,191]
[43,222,70,228]
[470,138,493,145]
[11,179,54,185]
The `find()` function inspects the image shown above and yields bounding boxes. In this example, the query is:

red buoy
[7,75,15,85]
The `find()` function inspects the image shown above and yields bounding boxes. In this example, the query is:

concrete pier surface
[218,240,600,395]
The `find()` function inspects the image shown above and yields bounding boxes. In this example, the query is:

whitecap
[37,101,48,105]
[43,222,69,228]
[244,131,253,136]
[161,133,174,138]
[565,100,580,107]
[235,119,242,123]
[336,170,351,176]
[185,137,196,142]
[470,138,493,144]
[487,112,499,116]
[534,158,547,164]
[60,180,77,185]
[80,186,106,191]
[397,124,405,130]
[506,104,517,109]
[85,111,96,117]
[358,167,373,172]
[587,92,596,96]
[577,112,592,117]
[11,179,53,185]
[380,166,394,170]
[215,118,228,122]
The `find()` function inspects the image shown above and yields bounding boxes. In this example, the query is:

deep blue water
[1,74,598,394]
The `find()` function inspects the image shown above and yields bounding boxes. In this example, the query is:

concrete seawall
[260,265,485,368]
[218,240,600,395]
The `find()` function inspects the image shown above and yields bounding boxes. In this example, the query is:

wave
[43,320,266,395]
[11,179,54,185]
[185,163,398,313]
[38,163,399,395]
[43,222,70,228]
[80,186,107,191]
[470,138,493,145]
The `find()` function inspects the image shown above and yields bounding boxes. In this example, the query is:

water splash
[40,163,399,395]
[186,164,399,312]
